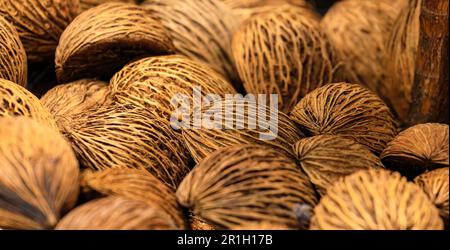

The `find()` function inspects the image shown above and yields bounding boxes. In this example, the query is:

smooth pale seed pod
[56,196,177,230]
[290,82,397,155]
[176,144,318,229]
[310,169,444,230]
[293,135,384,196]
[0,117,80,229]
[55,2,175,83]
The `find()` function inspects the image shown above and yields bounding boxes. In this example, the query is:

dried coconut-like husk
[381,123,449,178]
[142,0,240,84]
[79,0,136,11]
[55,2,175,83]
[176,144,318,229]
[293,135,384,196]
[310,169,444,230]
[0,117,79,229]
[0,78,58,130]
[232,5,342,113]
[56,196,177,230]
[0,0,80,62]
[61,104,190,190]
[290,82,397,155]
[81,168,186,229]
[0,16,27,86]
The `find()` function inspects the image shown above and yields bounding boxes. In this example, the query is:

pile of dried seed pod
[0,0,448,231]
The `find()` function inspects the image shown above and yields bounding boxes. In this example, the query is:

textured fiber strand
[310,169,444,230]
[0,117,79,229]
[293,135,383,196]
[176,144,318,229]
[56,196,177,230]
[80,0,136,11]
[55,2,175,83]
[290,83,397,155]
[0,16,27,86]
[190,214,215,230]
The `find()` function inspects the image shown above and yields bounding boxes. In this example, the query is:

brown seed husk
[55,2,175,83]
[0,117,79,229]
[310,169,444,230]
[232,5,342,113]
[381,123,449,178]
[61,104,190,190]
[79,0,136,11]
[81,168,186,229]
[290,82,397,155]
[414,167,449,227]
[0,0,80,62]
[190,214,215,230]
[56,196,177,230]
[0,78,58,130]
[293,135,384,196]
[142,0,240,84]
[230,222,290,230]
[0,16,27,86]
[176,144,318,229]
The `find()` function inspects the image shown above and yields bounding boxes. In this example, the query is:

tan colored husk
[0,16,27,86]
[81,168,186,229]
[60,104,190,190]
[190,214,215,230]
[310,169,444,230]
[142,0,240,84]
[381,123,449,177]
[79,0,136,11]
[290,82,397,155]
[181,98,303,163]
[176,144,318,229]
[0,0,80,62]
[55,2,175,83]
[230,222,290,230]
[414,167,449,227]
[0,78,58,130]
[232,5,342,113]
[0,117,79,229]
[321,0,399,95]
[293,135,384,196]
[56,196,177,230]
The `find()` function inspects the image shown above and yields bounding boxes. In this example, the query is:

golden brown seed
[0,117,79,229]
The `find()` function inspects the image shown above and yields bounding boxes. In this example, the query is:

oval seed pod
[232,5,342,112]
[61,104,190,190]
[176,144,318,229]
[290,83,397,155]
[0,117,79,229]
[56,196,177,230]
[55,2,175,83]
[293,135,384,196]
[0,78,58,130]
[142,0,240,85]
[310,169,444,230]
[79,0,136,11]
[381,123,449,178]
[0,0,80,62]
[81,168,186,229]
[414,167,449,227]
[0,16,27,86]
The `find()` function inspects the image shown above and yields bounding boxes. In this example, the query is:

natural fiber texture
[80,0,136,12]
[55,2,175,83]
[0,16,27,86]
[0,117,79,229]
[290,83,397,155]
[321,0,399,95]
[232,5,342,112]
[230,222,289,230]
[0,0,80,62]
[142,0,240,84]
[60,104,190,190]
[176,144,318,229]
[0,78,58,130]
[293,135,384,196]
[190,214,215,230]
[310,169,444,230]
[381,123,449,178]
[182,98,303,163]
[81,168,186,229]
[56,196,177,230]
[414,167,449,227]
